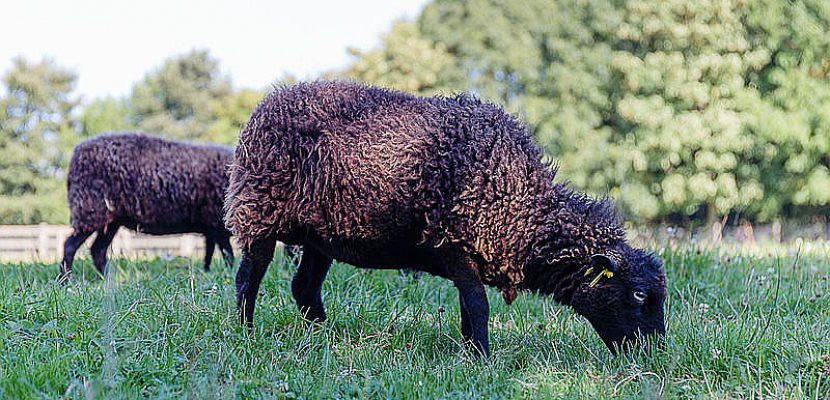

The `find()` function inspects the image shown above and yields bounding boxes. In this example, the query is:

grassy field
[0,244,828,399]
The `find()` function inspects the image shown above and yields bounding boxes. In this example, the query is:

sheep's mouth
[591,323,665,355]
[597,331,628,355]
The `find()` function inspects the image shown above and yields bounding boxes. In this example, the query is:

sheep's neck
[518,184,624,306]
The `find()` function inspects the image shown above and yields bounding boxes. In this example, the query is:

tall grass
[0,245,828,398]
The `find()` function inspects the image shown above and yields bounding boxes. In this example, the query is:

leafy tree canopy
[130,49,233,142]
[337,21,462,96]
[413,0,830,223]
[0,57,79,223]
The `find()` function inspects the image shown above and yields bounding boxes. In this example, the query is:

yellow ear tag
[589,269,614,287]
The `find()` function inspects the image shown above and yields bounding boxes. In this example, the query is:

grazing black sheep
[60,133,234,280]
[225,81,667,356]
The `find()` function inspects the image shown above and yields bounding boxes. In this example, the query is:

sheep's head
[570,245,667,354]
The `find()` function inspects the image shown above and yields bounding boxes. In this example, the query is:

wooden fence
[0,225,211,263]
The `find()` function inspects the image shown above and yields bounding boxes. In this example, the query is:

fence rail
[0,224,211,263]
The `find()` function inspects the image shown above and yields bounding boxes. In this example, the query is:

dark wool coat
[68,133,233,236]
[226,82,636,302]
[226,81,666,355]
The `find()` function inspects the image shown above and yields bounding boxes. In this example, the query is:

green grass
[1,245,828,399]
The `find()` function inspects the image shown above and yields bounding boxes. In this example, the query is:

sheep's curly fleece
[226,81,629,303]
[69,132,232,237]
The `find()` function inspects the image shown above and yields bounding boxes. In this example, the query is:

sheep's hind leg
[90,223,119,277]
[236,235,278,328]
[217,235,234,267]
[59,229,93,282]
[202,236,216,272]
[291,246,333,323]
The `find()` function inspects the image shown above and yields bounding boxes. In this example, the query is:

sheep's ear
[591,254,618,273]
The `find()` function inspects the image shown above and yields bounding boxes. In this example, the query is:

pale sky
[0,0,429,102]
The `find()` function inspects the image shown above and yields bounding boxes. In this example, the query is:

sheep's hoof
[57,273,73,285]
[298,305,326,323]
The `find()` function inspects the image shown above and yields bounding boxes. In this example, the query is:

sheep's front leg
[459,294,473,341]
[236,235,277,328]
[290,246,333,322]
[456,281,490,357]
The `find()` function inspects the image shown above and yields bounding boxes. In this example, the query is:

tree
[600,0,772,222]
[418,0,830,223]
[206,88,263,145]
[337,21,462,95]
[130,49,232,141]
[80,97,133,137]
[0,57,79,224]
[742,0,830,219]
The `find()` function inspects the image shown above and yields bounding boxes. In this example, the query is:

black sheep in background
[61,133,234,280]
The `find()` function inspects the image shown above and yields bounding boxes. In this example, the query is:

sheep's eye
[633,291,647,303]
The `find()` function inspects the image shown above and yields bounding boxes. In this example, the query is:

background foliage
[410,0,830,224]
[1,0,828,225]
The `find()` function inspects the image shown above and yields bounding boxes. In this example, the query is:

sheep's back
[226,81,540,257]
